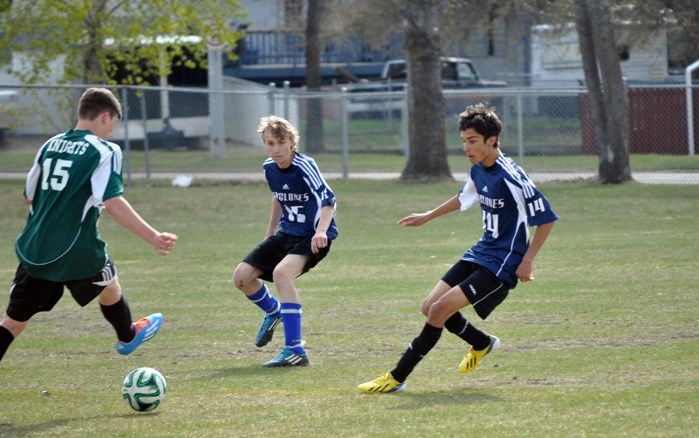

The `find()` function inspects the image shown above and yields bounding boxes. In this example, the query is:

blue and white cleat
[116,313,163,355]
[255,313,282,348]
[262,347,309,367]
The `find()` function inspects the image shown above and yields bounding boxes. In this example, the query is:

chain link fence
[1,82,698,182]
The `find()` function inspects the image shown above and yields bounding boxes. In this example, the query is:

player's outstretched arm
[104,196,178,256]
[398,195,461,227]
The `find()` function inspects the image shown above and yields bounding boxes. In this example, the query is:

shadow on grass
[200,363,308,379]
[391,389,502,409]
[0,411,163,436]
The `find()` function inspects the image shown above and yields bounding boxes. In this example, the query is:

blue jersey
[263,152,339,239]
[457,155,558,287]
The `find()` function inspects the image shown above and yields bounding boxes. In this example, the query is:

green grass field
[0,178,697,437]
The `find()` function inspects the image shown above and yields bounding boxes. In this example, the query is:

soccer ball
[122,367,167,412]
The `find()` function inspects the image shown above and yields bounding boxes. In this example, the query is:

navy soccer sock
[444,312,490,350]
[0,325,14,362]
[100,296,134,342]
[390,323,443,383]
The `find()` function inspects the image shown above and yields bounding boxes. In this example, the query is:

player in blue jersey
[0,88,178,364]
[359,103,558,393]
[233,115,338,367]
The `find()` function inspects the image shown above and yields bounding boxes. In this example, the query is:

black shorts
[442,260,509,320]
[5,260,118,322]
[243,232,332,282]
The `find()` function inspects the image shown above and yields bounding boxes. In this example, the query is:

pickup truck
[381,57,507,89]
[346,57,506,117]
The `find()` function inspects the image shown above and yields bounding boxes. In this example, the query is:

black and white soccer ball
[122,367,167,412]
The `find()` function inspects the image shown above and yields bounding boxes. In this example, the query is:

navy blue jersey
[263,152,338,239]
[457,155,557,286]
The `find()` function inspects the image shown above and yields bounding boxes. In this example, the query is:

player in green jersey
[0,88,178,363]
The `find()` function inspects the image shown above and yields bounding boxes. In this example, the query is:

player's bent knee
[271,265,299,285]
[426,300,453,324]
[271,272,292,286]
[232,273,257,294]
[419,301,430,317]
[232,264,252,287]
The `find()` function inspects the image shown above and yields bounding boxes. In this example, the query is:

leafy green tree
[0,0,247,85]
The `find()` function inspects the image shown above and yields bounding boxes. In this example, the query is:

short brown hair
[78,88,122,121]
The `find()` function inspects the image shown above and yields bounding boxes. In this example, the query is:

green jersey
[15,129,124,281]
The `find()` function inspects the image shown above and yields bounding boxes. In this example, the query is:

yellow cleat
[358,372,406,393]
[459,336,500,373]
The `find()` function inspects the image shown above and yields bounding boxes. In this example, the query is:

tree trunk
[83,0,109,84]
[304,0,324,153]
[574,0,631,183]
[400,0,451,182]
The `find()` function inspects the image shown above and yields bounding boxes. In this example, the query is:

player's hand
[311,232,328,254]
[154,232,178,256]
[397,212,429,227]
[516,260,534,282]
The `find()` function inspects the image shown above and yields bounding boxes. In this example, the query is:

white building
[530,23,671,88]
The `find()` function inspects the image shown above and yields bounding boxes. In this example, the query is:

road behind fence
[1,81,698,183]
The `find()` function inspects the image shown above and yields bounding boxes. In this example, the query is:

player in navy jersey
[0,88,178,364]
[359,103,557,393]
[233,115,338,367]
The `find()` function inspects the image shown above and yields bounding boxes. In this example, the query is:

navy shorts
[442,260,509,320]
[243,232,332,282]
[5,260,118,322]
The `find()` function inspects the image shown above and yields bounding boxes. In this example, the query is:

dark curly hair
[458,103,502,148]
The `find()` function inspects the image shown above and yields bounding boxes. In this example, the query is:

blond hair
[257,115,299,152]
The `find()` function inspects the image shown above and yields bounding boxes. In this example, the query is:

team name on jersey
[46,138,89,155]
[479,194,505,209]
[273,191,310,202]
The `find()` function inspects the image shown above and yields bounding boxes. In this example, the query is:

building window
[284,0,303,28]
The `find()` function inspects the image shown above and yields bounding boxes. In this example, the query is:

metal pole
[208,45,226,158]
[283,81,290,120]
[268,83,276,114]
[402,84,409,159]
[686,59,699,156]
[341,88,349,178]
[120,87,132,186]
[517,93,524,160]
[140,92,151,179]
